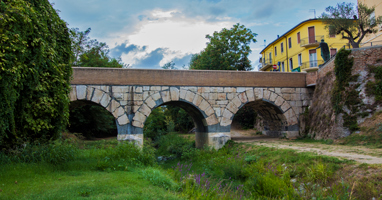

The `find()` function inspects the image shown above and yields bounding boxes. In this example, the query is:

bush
[140,167,180,191]
[156,133,197,160]
[0,0,72,149]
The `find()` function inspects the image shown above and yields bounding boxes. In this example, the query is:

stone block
[109,99,120,113]
[214,107,222,117]
[237,87,246,93]
[152,92,161,101]
[139,103,151,116]
[205,115,219,125]
[188,87,197,92]
[209,133,231,149]
[132,120,143,128]
[151,86,161,91]
[193,94,204,107]
[185,91,196,102]
[112,86,130,93]
[113,92,123,100]
[199,99,210,111]
[280,101,291,112]
[291,94,301,101]
[100,86,109,92]
[216,100,228,105]
[100,93,111,107]
[284,109,296,123]
[226,102,238,113]
[134,93,143,101]
[161,91,171,102]
[222,109,233,119]
[220,117,232,126]
[275,96,284,107]
[268,88,275,91]
[133,112,146,123]
[201,92,209,99]
[69,86,77,101]
[198,87,210,93]
[143,91,150,100]
[238,92,248,103]
[205,106,215,116]
[263,89,271,100]
[179,89,187,99]
[162,86,169,90]
[209,93,218,100]
[135,86,143,93]
[281,88,295,94]
[76,85,86,100]
[282,93,291,101]
[227,93,235,100]
[113,106,125,118]
[86,87,94,101]
[275,88,281,94]
[232,97,242,108]
[92,89,104,104]
[224,87,236,93]
[118,134,143,146]
[132,106,140,113]
[145,96,156,109]
[295,88,301,93]
[208,100,216,105]
[143,86,150,91]
[254,88,263,100]
[269,92,278,102]
[117,114,129,125]
[217,93,226,100]
[245,89,255,101]
[170,87,179,101]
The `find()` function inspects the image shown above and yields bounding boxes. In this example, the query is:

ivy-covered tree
[320,2,382,48]
[189,23,257,71]
[70,28,128,68]
[0,0,72,148]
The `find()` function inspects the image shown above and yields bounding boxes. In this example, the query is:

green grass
[1,135,382,199]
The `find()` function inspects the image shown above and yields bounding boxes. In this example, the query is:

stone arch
[133,87,219,148]
[69,85,129,127]
[221,88,298,137]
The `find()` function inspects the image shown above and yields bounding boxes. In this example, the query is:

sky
[50,0,357,70]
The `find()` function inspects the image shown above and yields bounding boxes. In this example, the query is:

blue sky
[50,0,357,70]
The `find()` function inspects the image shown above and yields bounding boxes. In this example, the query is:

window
[329,26,335,38]
[269,52,272,63]
[289,58,293,71]
[297,32,300,44]
[288,37,292,48]
[330,48,337,57]
[298,54,302,66]
[275,46,277,56]
[281,42,284,53]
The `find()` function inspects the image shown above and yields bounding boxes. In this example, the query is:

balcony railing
[300,60,324,70]
[300,35,324,47]
[258,59,273,70]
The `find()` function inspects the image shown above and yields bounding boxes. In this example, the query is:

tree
[320,2,382,48]
[69,28,128,68]
[0,0,72,148]
[189,23,257,71]
[161,61,177,69]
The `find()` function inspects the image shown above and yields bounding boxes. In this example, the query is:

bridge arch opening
[141,100,209,148]
[232,100,287,137]
[68,100,117,139]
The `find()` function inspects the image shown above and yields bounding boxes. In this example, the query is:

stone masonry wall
[306,46,382,139]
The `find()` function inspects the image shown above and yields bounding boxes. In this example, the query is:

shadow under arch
[69,100,118,138]
[143,100,209,148]
[236,99,288,137]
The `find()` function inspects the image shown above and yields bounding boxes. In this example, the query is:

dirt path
[231,129,382,165]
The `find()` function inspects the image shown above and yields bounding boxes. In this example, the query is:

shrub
[140,167,180,191]
[156,133,197,159]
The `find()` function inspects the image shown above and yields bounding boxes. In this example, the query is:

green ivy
[366,65,382,101]
[0,0,72,149]
[331,49,360,131]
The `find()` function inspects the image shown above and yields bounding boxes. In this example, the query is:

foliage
[165,105,194,133]
[140,167,180,191]
[0,140,77,165]
[161,61,177,69]
[233,106,257,129]
[144,107,168,141]
[189,23,257,71]
[320,2,382,48]
[69,28,127,68]
[157,133,197,160]
[366,65,382,102]
[68,104,117,139]
[0,0,72,149]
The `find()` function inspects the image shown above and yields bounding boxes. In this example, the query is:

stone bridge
[69,67,313,149]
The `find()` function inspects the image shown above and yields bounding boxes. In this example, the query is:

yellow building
[359,0,382,47]
[259,19,350,72]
